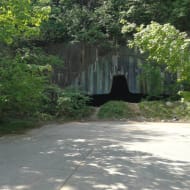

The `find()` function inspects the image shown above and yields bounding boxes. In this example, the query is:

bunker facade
[45,42,173,96]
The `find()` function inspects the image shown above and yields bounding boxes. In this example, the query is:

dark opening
[90,75,144,106]
[110,75,130,99]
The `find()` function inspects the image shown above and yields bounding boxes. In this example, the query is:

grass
[0,107,94,136]
[97,100,190,121]
[98,101,134,119]
[139,100,190,120]
[0,118,40,136]
[0,106,93,136]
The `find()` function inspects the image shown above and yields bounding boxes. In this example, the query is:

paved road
[0,121,190,190]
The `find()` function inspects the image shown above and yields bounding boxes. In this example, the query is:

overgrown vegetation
[98,101,134,119]
[137,63,164,97]
[139,101,190,120]
[56,89,92,120]
[0,118,39,136]
[128,22,190,83]
[1,0,190,134]
[98,100,190,121]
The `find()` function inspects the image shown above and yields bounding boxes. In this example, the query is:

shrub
[56,89,91,119]
[0,118,38,135]
[41,85,62,115]
[98,101,133,119]
[0,48,63,120]
[139,101,172,119]
[0,57,47,118]
[139,100,190,120]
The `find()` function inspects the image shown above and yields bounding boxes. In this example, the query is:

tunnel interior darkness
[110,75,130,98]
[90,75,144,106]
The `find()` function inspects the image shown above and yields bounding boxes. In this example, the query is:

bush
[0,48,63,120]
[139,100,190,120]
[0,57,47,118]
[56,89,91,119]
[139,101,172,119]
[98,101,133,119]
[41,85,62,115]
[0,118,38,135]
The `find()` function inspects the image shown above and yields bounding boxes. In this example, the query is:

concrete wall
[44,42,170,95]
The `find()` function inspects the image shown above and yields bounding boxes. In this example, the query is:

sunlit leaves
[0,0,50,44]
[129,22,190,82]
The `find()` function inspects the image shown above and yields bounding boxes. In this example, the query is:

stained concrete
[0,121,190,190]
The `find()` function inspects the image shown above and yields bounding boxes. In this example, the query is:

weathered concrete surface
[0,121,190,190]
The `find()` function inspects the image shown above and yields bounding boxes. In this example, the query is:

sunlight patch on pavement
[93,183,127,190]
[60,186,77,190]
[126,140,190,162]
[0,185,30,190]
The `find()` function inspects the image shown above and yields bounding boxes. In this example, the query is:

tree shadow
[0,122,190,190]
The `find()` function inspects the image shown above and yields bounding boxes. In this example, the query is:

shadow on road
[0,122,190,190]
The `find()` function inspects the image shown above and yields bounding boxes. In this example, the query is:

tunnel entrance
[90,75,144,106]
[110,75,130,99]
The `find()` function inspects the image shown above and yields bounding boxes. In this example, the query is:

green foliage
[98,101,133,119]
[139,100,190,120]
[120,0,163,25]
[0,118,39,135]
[0,47,63,119]
[98,100,190,121]
[42,84,63,115]
[120,0,190,32]
[16,47,63,69]
[2,0,190,133]
[0,56,47,118]
[0,0,50,44]
[169,0,190,31]
[178,91,190,102]
[40,0,127,45]
[129,22,190,82]
[56,89,91,119]
[0,51,62,133]
[138,63,164,97]
[39,0,190,45]
[0,0,62,133]
[140,101,172,119]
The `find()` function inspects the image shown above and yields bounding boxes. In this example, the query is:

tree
[0,0,50,44]
[40,0,190,46]
[0,55,46,117]
[40,0,128,45]
[128,21,190,83]
[0,1,52,119]
[169,0,190,31]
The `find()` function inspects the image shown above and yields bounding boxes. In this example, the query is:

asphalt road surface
[0,121,190,190]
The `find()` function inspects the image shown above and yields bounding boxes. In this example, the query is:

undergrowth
[98,101,134,119]
[0,118,39,136]
[98,100,190,121]
[139,101,190,120]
